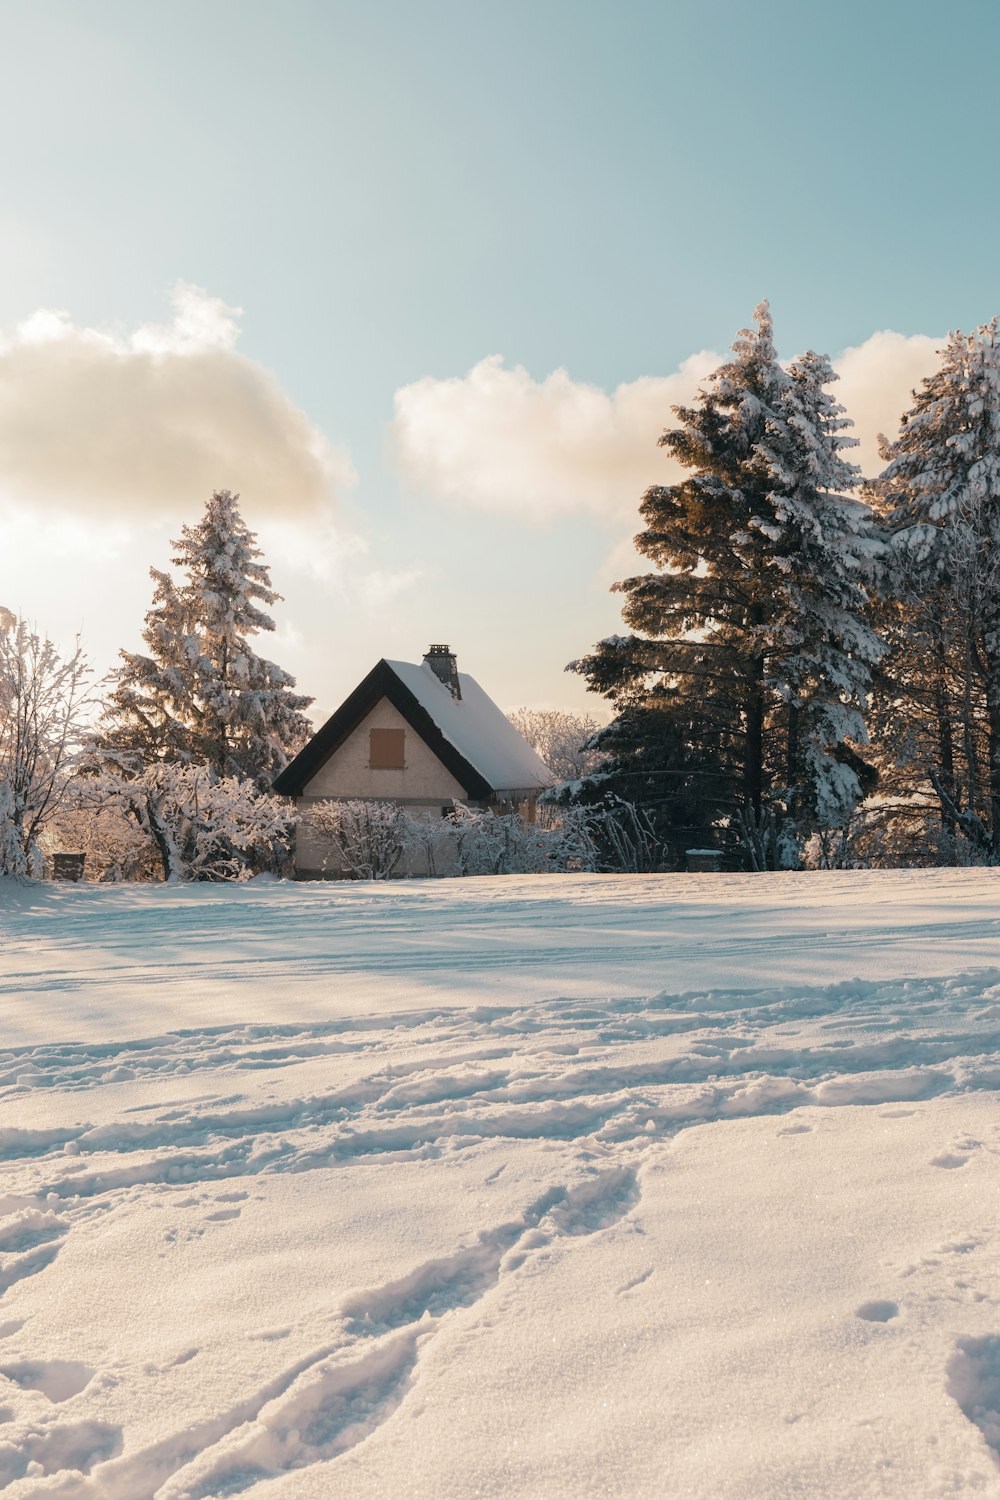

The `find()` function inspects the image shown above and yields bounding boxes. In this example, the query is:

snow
[1,869,1000,1496]
[385,659,553,794]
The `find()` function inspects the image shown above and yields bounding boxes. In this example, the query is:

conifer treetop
[101,489,313,787]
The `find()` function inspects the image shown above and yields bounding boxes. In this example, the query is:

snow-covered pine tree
[102,490,313,789]
[757,349,883,836]
[571,304,881,867]
[873,322,1000,852]
[572,304,787,862]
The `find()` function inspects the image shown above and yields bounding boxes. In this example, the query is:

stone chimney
[424,643,461,700]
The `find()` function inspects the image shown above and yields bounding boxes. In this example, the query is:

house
[272,645,554,878]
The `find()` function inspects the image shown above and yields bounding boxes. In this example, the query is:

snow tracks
[1,966,1000,1493]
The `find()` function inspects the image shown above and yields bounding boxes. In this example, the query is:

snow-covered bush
[40,797,161,882]
[802,794,1000,870]
[440,803,602,877]
[305,800,601,881]
[97,763,294,882]
[538,785,672,873]
[577,800,670,874]
[307,800,410,881]
[444,805,540,876]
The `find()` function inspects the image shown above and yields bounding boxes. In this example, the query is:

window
[369,727,405,769]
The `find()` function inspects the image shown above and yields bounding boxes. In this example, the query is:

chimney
[424,643,461,700]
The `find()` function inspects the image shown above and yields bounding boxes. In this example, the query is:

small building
[272,645,554,879]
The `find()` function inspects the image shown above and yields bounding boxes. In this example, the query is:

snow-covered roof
[272,654,554,799]
[384,659,552,794]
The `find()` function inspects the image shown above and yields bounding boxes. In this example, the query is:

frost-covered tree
[757,349,883,834]
[571,304,881,867]
[873,321,1000,852]
[101,490,313,789]
[42,792,160,882]
[0,781,23,879]
[506,708,603,783]
[0,614,94,876]
[96,763,295,882]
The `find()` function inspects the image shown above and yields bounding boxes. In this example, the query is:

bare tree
[0,615,94,875]
[507,707,604,783]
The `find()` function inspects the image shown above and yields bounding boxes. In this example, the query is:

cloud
[391,352,722,521]
[391,333,946,522]
[254,514,424,611]
[832,330,942,477]
[0,283,355,519]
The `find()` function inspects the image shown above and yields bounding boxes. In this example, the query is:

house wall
[294,808,462,880]
[294,697,470,878]
[302,698,468,802]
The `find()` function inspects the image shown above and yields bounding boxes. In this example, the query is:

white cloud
[391,352,721,521]
[0,283,355,519]
[254,515,423,612]
[832,329,942,477]
[391,333,946,522]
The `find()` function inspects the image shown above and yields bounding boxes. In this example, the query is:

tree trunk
[934,681,956,832]
[963,632,978,821]
[988,686,1000,854]
[743,612,766,825]
[743,660,767,822]
[931,628,956,832]
[786,701,800,820]
[140,795,175,882]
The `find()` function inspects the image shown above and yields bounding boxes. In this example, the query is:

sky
[1,0,999,723]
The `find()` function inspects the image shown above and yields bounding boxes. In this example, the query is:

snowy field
[1,871,1000,1497]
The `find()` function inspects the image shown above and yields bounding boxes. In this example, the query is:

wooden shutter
[369,728,405,768]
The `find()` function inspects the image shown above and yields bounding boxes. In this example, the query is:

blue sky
[1,0,997,717]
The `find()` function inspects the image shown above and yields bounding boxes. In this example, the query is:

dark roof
[272,659,494,799]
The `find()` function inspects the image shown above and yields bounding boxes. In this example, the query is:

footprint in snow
[0,1359,95,1401]
[855,1300,899,1323]
[933,1138,983,1169]
[0,1416,121,1485]
[777,1122,812,1136]
[617,1268,654,1295]
[946,1334,1000,1464]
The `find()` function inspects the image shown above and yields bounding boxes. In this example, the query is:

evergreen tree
[571,304,881,867]
[758,349,883,832]
[102,490,313,789]
[873,322,1000,852]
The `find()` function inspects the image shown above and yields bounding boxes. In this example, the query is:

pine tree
[873,322,1000,852]
[571,305,881,867]
[102,490,313,789]
[758,349,883,832]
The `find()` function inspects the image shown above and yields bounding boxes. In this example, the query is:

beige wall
[295,805,463,879]
[302,698,469,802]
[294,698,470,876]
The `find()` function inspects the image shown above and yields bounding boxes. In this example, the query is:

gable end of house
[272,659,493,801]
